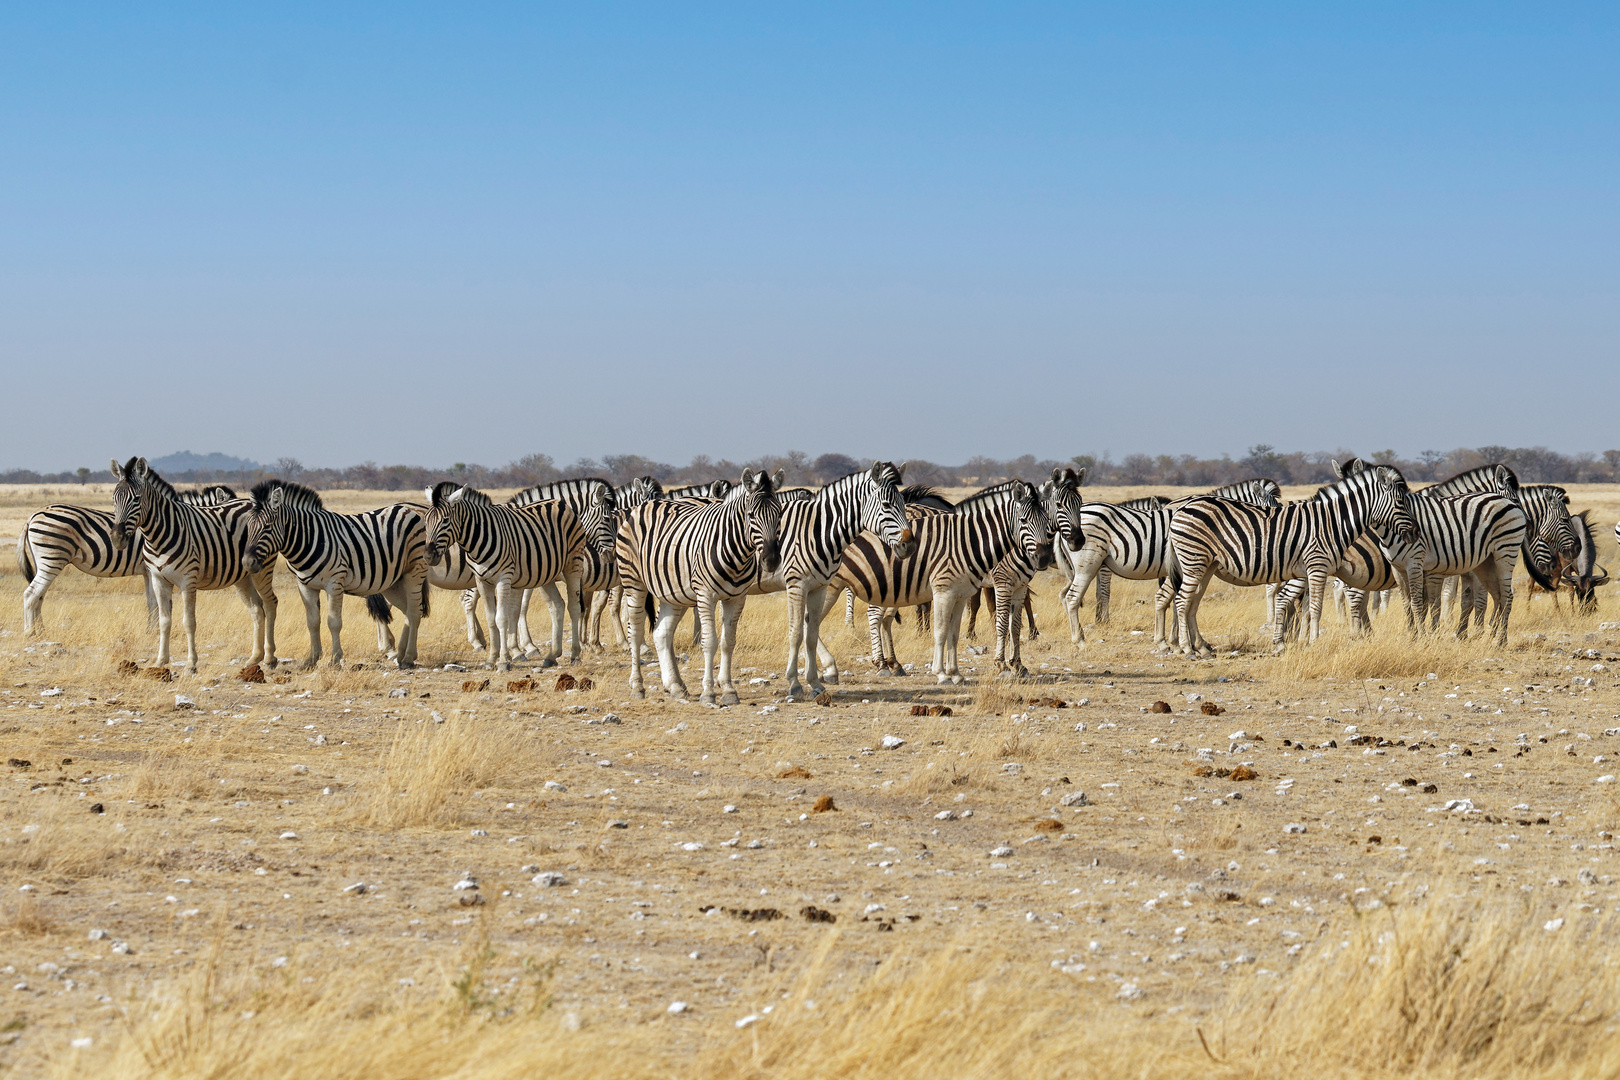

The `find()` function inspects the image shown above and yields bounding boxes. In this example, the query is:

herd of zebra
[12,455,1611,703]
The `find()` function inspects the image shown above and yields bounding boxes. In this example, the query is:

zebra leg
[383,580,421,669]
[784,584,810,700]
[625,588,649,698]
[1024,590,1038,640]
[865,602,888,671]
[801,584,834,691]
[1485,556,1514,646]
[1063,547,1106,648]
[932,587,969,684]
[1003,587,1028,676]
[562,575,584,665]
[153,576,175,668]
[477,580,502,669]
[1471,571,1488,631]
[234,578,269,667]
[1095,567,1112,625]
[374,599,397,657]
[965,588,984,640]
[180,584,200,674]
[715,595,746,706]
[496,579,525,670]
[1155,577,1179,651]
[1305,569,1330,645]
[844,586,854,626]
[458,588,486,651]
[533,581,566,667]
[20,555,63,636]
[1174,567,1213,659]
[653,601,690,700]
[325,584,346,666]
[1346,588,1370,637]
[296,583,324,668]
[145,569,159,629]
[516,587,539,657]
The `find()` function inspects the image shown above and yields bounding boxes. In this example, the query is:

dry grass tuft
[363,712,544,829]
[0,891,56,938]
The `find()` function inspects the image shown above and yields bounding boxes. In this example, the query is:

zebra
[1059,478,1282,650]
[616,468,785,705]
[423,482,613,670]
[17,484,237,633]
[1399,489,1551,642]
[664,480,732,500]
[243,480,430,669]
[500,478,621,652]
[964,468,1087,676]
[825,481,1053,684]
[836,484,956,660]
[1272,534,1410,640]
[108,458,278,673]
[1077,493,1171,623]
[1168,465,1417,657]
[742,462,913,701]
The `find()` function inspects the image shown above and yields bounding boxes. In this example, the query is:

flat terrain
[4,483,1620,1077]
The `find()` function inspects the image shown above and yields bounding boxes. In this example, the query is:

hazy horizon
[3,5,1616,470]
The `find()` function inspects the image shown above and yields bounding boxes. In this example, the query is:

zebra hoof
[719,690,740,707]
[631,688,645,700]
[821,672,839,685]
[699,692,716,706]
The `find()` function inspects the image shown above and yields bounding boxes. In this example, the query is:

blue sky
[2,4,1616,470]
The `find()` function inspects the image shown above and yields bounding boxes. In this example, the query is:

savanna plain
[4,482,1620,1079]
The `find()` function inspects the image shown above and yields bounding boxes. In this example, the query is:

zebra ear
[895,460,910,481]
[770,467,786,490]
[1073,466,1086,486]
[449,486,468,504]
[739,468,757,488]
[423,486,436,505]
[110,458,124,479]
[134,457,149,476]
[268,486,284,511]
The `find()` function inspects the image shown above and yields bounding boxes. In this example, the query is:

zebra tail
[366,594,394,625]
[644,595,655,620]
[420,581,431,619]
[1523,552,1558,594]
[16,533,34,582]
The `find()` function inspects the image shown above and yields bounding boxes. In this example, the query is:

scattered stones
[87,929,107,941]
[935,809,957,820]
[605,820,629,829]
[279,831,298,840]
[1059,791,1090,807]
[1117,983,1143,1001]
[111,942,132,955]
[1150,701,1172,714]
[723,805,738,814]
[452,877,480,891]
[812,795,837,813]
[989,846,1014,858]
[584,713,621,725]
[1444,799,1476,814]
[238,664,266,684]
[388,687,409,699]
[543,780,567,792]
[173,695,196,710]
[291,764,308,774]
[1284,823,1307,834]
[1545,918,1565,932]
[343,882,369,894]
[532,872,567,887]
[681,842,705,852]
[458,893,486,908]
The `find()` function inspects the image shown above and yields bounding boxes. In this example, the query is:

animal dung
[775,766,813,780]
[811,795,837,813]
[116,660,140,676]
[8,758,31,770]
[506,678,537,692]
[814,692,832,706]
[461,679,490,692]
[1032,818,1063,833]
[800,905,837,923]
[1229,765,1258,781]
[1150,700,1172,713]
[910,704,928,716]
[143,667,174,682]
[699,906,784,922]
[554,673,577,691]
[238,664,266,684]
[929,705,953,717]
[1200,701,1225,715]
[577,676,594,690]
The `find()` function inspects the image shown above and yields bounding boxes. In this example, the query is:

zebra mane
[251,478,323,512]
[135,461,179,502]
[901,484,952,508]
[1523,483,1570,503]
[955,480,1030,510]
[178,484,237,505]
[508,477,614,507]
[1423,464,1520,502]
[428,480,485,508]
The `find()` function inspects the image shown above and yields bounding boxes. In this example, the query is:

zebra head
[739,468,784,575]
[423,481,478,567]
[860,461,914,559]
[1045,467,1087,551]
[581,484,619,559]
[108,456,153,550]
[1366,465,1420,546]
[243,481,288,574]
[1010,480,1055,569]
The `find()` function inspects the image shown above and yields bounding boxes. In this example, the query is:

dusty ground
[4,483,1620,1075]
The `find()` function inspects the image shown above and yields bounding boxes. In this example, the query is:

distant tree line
[8,446,1620,490]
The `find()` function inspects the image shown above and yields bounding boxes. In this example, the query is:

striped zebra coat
[17,484,236,633]
[1168,465,1416,656]
[827,481,1053,684]
[505,478,620,652]
[244,480,430,669]
[1396,488,1549,643]
[745,463,913,700]
[109,458,278,673]
[616,468,785,705]
[423,483,611,670]
[1061,478,1282,650]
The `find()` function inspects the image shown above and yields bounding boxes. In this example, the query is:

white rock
[431,711,445,723]
[1545,918,1565,932]
[736,1014,761,1029]
[343,882,368,894]
[279,831,298,840]
[1116,983,1143,1001]
[1284,823,1307,834]
[470,829,488,837]
[543,780,566,792]
[88,929,107,941]
[291,764,308,775]
[70,1037,93,1049]
[314,733,328,745]
[532,871,567,887]
[759,705,779,715]
[388,687,409,698]
[1598,775,1617,785]
[1060,791,1090,807]
[40,687,62,697]
[682,842,704,852]
[111,942,132,955]
[989,846,1014,857]
[723,805,738,814]
[1444,798,1476,813]
[935,810,957,821]
[881,735,905,750]
[1185,693,1202,702]
[668,1000,689,1014]
[1227,731,1248,741]
[174,695,195,709]
[864,903,887,914]
[452,878,479,891]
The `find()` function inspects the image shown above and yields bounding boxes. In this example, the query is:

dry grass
[364,711,548,829]
[79,895,1620,1080]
